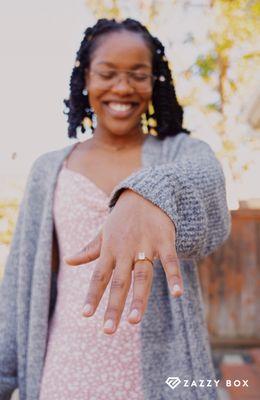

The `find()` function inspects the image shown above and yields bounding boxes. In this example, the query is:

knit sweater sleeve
[0,207,22,399]
[0,157,41,400]
[108,135,231,260]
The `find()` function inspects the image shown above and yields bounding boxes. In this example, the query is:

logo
[165,377,249,390]
[165,377,181,390]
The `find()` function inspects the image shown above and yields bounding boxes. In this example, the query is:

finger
[64,231,102,266]
[103,257,132,335]
[128,258,153,324]
[82,251,114,317]
[158,245,183,297]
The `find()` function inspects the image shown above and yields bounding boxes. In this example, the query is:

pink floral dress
[39,160,144,400]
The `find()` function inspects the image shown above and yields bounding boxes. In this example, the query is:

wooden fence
[199,209,260,347]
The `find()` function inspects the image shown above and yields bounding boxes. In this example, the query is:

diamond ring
[133,252,153,267]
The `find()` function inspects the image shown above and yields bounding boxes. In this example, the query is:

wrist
[118,188,144,203]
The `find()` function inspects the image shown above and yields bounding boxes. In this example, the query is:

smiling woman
[0,18,231,400]
[85,30,153,135]
[64,18,187,140]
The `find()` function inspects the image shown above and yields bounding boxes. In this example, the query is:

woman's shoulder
[163,132,210,149]
[147,132,212,163]
[29,143,75,177]
[162,132,215,159]
[22,143,75,197]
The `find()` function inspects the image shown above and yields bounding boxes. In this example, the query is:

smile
[108,102,133,111]
[103,101,139,118]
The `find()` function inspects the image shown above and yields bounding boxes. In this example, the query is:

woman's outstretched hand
[64,189,183,334]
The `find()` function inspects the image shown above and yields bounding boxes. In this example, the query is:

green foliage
[83,0,259,176]
[243,51,260,60]
[250,1,260,16]
[86,0,122,19]
[206,102,222,112]
[0,200,19,245]
[195,53,218,79]
[85,0,161,26]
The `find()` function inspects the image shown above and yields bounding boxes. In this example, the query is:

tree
[85,0,259,180]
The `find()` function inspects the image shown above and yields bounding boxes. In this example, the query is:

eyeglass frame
[86,68,159,92]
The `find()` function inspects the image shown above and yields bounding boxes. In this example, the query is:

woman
[0,18,230,400]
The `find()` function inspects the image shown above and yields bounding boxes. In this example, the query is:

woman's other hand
[64,189,183,334]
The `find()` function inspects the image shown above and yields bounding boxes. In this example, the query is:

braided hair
[64,18,189,140]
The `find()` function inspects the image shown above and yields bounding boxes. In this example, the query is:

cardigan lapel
[24,144,75,400]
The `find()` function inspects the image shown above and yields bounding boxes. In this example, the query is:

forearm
[109,137,231,259]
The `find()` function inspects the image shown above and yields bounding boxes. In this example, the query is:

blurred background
[0,1,259,399]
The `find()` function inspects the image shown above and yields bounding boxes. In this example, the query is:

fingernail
[172,284,182,296]
[103,319,115,332]
[128,309,140,321]
[83,304,93,316]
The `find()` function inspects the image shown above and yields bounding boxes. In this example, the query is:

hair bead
[158,75,166,82]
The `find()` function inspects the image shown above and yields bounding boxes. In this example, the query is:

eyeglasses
[88,69,157,93]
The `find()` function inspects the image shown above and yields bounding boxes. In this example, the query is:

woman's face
[85,30,153,137]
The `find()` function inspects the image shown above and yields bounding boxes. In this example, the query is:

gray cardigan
[0,133,231,400]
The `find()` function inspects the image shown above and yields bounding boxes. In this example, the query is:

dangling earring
[147,101,158,136]
[148,101,154,115]
[141,113,149,134]
[92,112,97,129]
[82,95,94,132]
[83,116,92,129]
[147,116,157,136]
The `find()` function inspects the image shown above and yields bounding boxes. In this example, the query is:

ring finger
[128,254,154,324]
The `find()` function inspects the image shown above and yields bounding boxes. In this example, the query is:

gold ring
[133,252,153,266]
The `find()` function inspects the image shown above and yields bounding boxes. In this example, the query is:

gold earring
[83,116,92,129]
[148,101,155,115]
[147,118,157,128]
[141,113,149,134]
[148,117,158,136]
[147,101,158,136]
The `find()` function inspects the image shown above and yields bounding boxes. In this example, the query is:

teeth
[108,102,133,112]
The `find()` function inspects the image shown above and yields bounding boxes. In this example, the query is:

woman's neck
[92,125,146,151]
